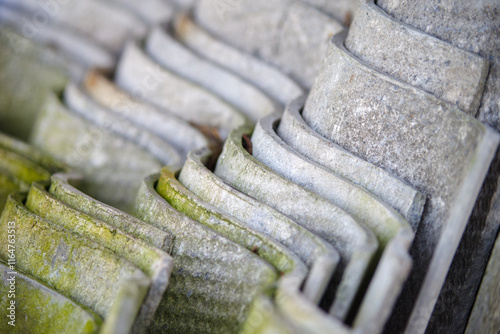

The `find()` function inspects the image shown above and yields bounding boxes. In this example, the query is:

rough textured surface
[0,193,149,322]
[115,42,248,139]
[254,112,412,248]
[1,0,497,331]
[242,233,409,334]
[214,126,379,320]
[64,82,182,166]
[345,0,489,115]
[2,0,148,54]
[174,15,303,107]
[465,227,500,334]
[0,29,68,140]
[278,97,424,228]
[377,0,500,132]
[0,131,66,213]
[242,267,348,334]
[157,168,317,329]
[25,181,173,333]
[477,63,500,131]
[355,4,500,328]
[0,172,21,213]
[146,26,276,122]
[50,173,174,253]
[100,276,149,334]
[83,70,208,158]
[0,262,102,333]
[134,175,277,333]
[303,33,500,333]
[106,0,174,25]
[195,0,343,88]
[170,0,196,9]
[344,2,500,331]
[29,92,162,211]
[179,148,339,303]
[0,7,114,71]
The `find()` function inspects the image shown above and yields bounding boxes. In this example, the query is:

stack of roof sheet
[0,0,498,333]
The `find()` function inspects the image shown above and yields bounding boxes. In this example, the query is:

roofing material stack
[304,1,500,332]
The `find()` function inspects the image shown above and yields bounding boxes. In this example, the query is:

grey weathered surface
[278,97,424,228]
[83,71,208,158]
[243,266,352,334]
[0,155,34,200]
[303,33,500,333]
[253,265,336,334]
[377,0,500,132]
[253,231,412,334]
[100,276,150,334]
[157,166,307,285]
[465,227,500,334]
[115,42,249,139]
[134,174,277,333]
[64,82,182,166]
[240,294,301,334]
[366,5,500,329]
[146,26,276,122]
[0,262,103,334]
[179,147,339,303]
[25,181,173,334]
[49,173,174,253]
[254,112,413,249]
[357,4,500,327]
[0,6,114,71]
[345,0,489,115]
[353,229,413,334]
[0,172,21,213]
[174,14,304,107]
[1,0,148,54]
[0,148,51,185]
[214,126,379,320]
[195,0,343,88]
[0,192,149,323]
[29,92,162,211]
[253,234,411,334]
